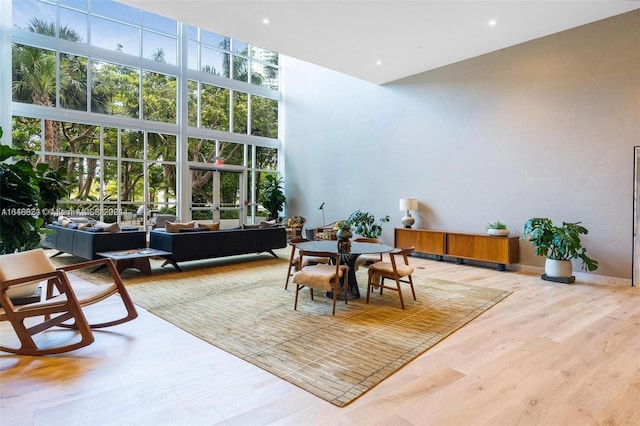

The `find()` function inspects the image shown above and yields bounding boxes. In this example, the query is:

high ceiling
[118,1,640,84]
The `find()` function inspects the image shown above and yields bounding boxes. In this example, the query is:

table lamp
[399,198,418,228]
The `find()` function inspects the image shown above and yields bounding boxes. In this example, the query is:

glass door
[189,165,246,229]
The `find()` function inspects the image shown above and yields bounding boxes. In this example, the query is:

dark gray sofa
[45,223,146,260]
[148,226,287,271]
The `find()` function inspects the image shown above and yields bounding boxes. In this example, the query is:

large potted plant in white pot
[522,217,598,283]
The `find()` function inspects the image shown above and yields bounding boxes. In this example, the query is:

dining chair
[0,249,138,355]
[284,238,330,289]
[353,237,383,271]
[366,247,416,309]
[292,250,348,315]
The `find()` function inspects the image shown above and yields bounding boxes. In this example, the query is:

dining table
[295,240,393,299]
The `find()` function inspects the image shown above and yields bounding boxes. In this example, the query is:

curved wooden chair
[0,249,138,355]
[292,250,348,315]
[285,216,307,241]
[366,247,416,309]
[284,238,330,289]
[353,237,383,271]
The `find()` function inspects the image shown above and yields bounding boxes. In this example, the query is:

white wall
[282,10,640,279]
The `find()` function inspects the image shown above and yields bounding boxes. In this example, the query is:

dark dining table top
[295,240,393,255]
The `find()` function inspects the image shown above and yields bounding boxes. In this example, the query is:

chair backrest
[290,237,310,245]
[389,247,415,269]
[288,237,310,261]
[354,237,381,244]
[287,216,306,227]
[0,249,55,299]
[298,249,341,278]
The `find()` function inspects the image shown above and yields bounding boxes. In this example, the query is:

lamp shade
[399,198,418,211]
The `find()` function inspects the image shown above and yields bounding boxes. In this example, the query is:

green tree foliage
[11,16,279,215]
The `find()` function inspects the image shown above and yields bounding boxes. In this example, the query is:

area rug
[54,254,511,407]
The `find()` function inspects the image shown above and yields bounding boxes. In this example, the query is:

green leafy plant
[336,219,352,231]
[259,174,286,221]
[522,217,598,271]
[486,220,507,230]
[347,210,390,239]
[0,126,68,254]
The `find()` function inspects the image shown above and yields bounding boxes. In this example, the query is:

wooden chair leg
[408,276,416,300]
[285,261,294,289]
[331,288,337,315]
[344,274,348,306]
[294,284,300,310]
[394,278,405,310]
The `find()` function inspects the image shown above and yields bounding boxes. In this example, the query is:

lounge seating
[285,216,306,240]
[314,221,339,240]
[45,220,146,260]
[0,249,138,355]
[149,225,287,271]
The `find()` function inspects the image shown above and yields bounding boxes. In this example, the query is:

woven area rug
[54,254,511,407]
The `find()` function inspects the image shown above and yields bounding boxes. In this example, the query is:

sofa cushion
[166,220,196,233]
[259,220,280,228]
[82,226,104,233]
[58,215,93,226]
[178,227,204,233]
[96,222,121,233]
[198,221,220,231]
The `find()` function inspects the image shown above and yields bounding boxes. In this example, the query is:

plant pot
[336,229,352,240]
[545,258,573,278]
[487,228,510,237]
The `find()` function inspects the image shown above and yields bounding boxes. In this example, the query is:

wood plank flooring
[1,250,639,426]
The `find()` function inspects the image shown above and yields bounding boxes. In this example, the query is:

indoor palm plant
[522,217,598,279]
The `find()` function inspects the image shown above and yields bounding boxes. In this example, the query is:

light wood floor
[2,250,639,426]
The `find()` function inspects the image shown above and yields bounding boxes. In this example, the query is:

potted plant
[259,174,286,221]
[347,210,390,239]
[335,220,353,240]
[522,217,598,282]
[486,220,510,236]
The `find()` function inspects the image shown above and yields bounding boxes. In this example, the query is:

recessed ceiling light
[488,19,497,27]
[262,18,270,24]
[376,60,382,66]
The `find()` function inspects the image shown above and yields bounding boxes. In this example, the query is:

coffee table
[97,248,172,275]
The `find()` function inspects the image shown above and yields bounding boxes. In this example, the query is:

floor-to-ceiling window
[8,0,280,227]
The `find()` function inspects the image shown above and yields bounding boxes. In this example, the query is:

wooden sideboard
[394,228,519,271]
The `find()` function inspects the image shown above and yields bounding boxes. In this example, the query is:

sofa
[45,223,146,260]
[148,225,287,271]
